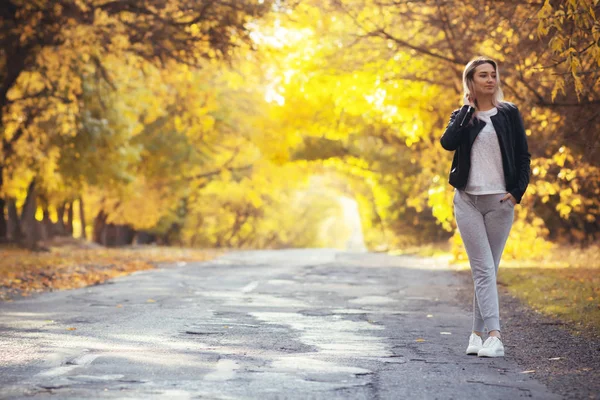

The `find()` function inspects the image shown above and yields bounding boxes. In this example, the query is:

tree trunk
[104,224,116,247]
[164,222,182,246]
[93,210,107,244]
[115,225,135,246]
[0,38,35,243]
[55,203,66,236]
[6,198,21,241]
[40,201,53,241]
[66,201,74,236]
[0,198,6,243]
[19,179,39,249]
[0,165,6,242]
[134,231,155,245]
[79,196,87,240]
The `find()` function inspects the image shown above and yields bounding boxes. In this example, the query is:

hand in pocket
[500,193,516,206]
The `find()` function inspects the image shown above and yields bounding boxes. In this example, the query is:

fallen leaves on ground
[0,241,222,301]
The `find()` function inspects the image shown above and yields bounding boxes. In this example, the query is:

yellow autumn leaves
[3,0,599,255]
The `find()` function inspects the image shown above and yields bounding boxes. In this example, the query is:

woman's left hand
[500,193,517,205]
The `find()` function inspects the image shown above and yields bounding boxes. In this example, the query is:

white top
[465,107,506,195]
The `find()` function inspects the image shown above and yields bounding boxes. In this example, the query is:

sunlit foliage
[2,0,598,253]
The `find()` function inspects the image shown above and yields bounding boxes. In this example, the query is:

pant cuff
[484,318,501,332]
[473,320,485,333]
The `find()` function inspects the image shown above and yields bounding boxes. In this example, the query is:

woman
[440,56,531,357]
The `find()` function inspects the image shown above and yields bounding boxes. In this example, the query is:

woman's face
[470,63,497,98]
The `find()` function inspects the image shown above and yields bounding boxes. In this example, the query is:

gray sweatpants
[454,190,514,332]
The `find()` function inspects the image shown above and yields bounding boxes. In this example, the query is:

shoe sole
[466,346,481,355]
[477,351,505,357]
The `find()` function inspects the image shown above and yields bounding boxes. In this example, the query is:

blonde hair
[462,56,504,108]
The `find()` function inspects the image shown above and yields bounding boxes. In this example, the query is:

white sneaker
[466,333,483,355]
[477,336,505,357]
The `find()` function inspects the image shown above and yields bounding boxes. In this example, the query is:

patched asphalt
[0,249,561,399]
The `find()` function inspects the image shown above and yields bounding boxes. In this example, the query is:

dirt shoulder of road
[0,238,223,301]
[454,269,600,400]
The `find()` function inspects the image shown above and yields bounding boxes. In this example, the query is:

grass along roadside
[0,238,223,301]
[498,245,600,338]
[394,243,600,338]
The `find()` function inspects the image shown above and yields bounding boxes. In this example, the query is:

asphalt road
[0,249,561,399]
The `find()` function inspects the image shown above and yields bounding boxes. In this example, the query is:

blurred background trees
[1,0,598,255]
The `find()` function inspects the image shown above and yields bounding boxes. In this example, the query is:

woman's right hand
[463,93,476,107]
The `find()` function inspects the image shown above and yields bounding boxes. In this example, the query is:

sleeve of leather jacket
[510,106,531,204]
[440,105,476,151]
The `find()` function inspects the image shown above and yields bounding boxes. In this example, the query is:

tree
[0,0,274,242]
[250,0,599,249]
[536,0,600,100]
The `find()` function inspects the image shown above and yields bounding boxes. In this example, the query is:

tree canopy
[1,0,598,253]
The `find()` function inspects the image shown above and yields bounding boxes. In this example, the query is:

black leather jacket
[440,102,531,203]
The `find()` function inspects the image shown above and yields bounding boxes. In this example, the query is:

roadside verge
[0,239,222,301]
